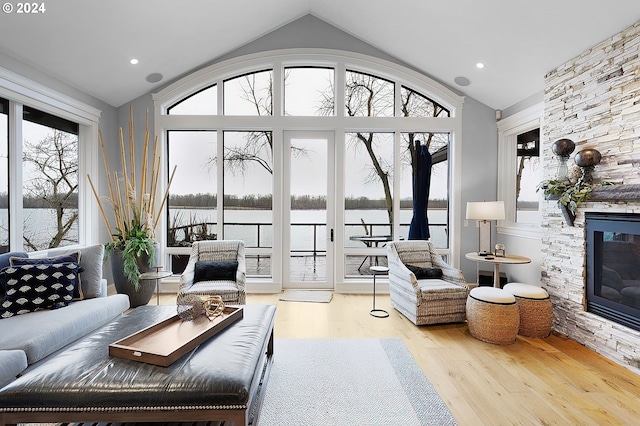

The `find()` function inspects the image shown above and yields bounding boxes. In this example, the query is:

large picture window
[22,107,79,251]
[1,69,101,253]
[156,51,462,288]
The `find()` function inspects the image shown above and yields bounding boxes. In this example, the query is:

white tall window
[0,68,101,252]
[497,103,544,237]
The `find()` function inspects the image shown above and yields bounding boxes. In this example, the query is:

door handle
[330,228,334,242]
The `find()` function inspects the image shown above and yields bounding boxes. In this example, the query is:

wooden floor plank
[154,292,640,426]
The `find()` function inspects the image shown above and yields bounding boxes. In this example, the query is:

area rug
[18,338,456,426]
[278,289,333,303]
[260,338,456,425]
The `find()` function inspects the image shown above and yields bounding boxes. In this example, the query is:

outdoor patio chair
[179,240,246,304]
[387,240,469,325]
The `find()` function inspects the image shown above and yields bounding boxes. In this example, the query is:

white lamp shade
[466,201,505,221]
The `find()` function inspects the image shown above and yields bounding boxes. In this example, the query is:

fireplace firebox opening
[586,212,640,332]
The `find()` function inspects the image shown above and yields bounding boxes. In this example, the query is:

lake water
[5,207,449,252]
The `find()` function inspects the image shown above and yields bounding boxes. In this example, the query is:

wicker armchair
[179,240,246,304]
[387,240,469,325]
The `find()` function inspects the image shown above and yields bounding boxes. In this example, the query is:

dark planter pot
[170,254,190,274]
[110,245,158,308]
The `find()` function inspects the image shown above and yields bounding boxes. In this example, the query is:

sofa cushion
[48,244,104,299]
[418,279,468,301]
[0,349,28,388]
[11,252,82,299]
[0,293,129,364]
[0,263,80,318]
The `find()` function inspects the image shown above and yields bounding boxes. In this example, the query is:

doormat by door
[279,290,333,303]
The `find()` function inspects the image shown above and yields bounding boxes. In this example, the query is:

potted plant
[88,108,176,307]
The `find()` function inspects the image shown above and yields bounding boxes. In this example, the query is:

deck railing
[168,221,448,253]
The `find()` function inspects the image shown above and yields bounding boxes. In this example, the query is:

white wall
[459,96,501,281]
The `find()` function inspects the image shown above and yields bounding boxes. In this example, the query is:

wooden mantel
[591,184,640,202]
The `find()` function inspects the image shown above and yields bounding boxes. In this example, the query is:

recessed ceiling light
[476,62,485,69]
[129,58,139,65]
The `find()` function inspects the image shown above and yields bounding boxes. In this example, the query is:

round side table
[370,265,389,318]
[139,266,172,305]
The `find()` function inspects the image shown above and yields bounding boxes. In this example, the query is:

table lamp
[466,201,505,255]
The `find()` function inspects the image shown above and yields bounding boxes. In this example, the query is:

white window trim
[0,66,102,247]
[497,102,544,239]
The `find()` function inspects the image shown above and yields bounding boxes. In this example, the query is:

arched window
[155,50,463,291]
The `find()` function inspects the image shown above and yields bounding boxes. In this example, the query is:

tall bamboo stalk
[128,106,135,193]
[153,165,177,230]
[87,174,113,238]
[139,125,149,216]
[89,107,175,244]
[118,127,131,228]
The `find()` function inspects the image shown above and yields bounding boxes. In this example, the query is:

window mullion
[335,63,346,117]
[272,62,283,117]
[8,101,23,249]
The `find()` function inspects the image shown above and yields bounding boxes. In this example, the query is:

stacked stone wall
[543,21,640,375]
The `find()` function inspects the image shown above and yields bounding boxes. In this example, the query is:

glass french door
[283,131,335,289]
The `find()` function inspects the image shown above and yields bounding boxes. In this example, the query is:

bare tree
[209,71,305,178]
[209,70,450,230]
[401,89,448,175]
[23,129,78,249]
[222,73,274,175]
[320,73,450,227]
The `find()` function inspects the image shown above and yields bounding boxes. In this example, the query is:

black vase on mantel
[110,247,157,308]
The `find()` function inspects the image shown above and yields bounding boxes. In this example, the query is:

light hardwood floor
[157,292,640,425]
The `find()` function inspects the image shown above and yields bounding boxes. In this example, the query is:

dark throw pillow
[10,252,82,299]
[0,263,80,319]
[405,264,443,280]
[194,261,239,282]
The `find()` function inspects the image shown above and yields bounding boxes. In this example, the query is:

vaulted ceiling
[1,1,638,110]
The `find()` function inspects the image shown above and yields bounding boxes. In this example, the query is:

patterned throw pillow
[10,252,82,299]
[0,263,79,319]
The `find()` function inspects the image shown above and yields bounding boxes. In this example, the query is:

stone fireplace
[542,20,640,375]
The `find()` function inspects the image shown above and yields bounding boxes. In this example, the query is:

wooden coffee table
[0,304,276,426]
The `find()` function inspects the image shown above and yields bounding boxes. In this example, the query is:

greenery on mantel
[537,178,615,225]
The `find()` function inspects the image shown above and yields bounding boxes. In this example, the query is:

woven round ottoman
[466,287,520,345]
[503,283,553,338]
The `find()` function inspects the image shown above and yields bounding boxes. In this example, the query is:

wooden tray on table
[109,306,243,367]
